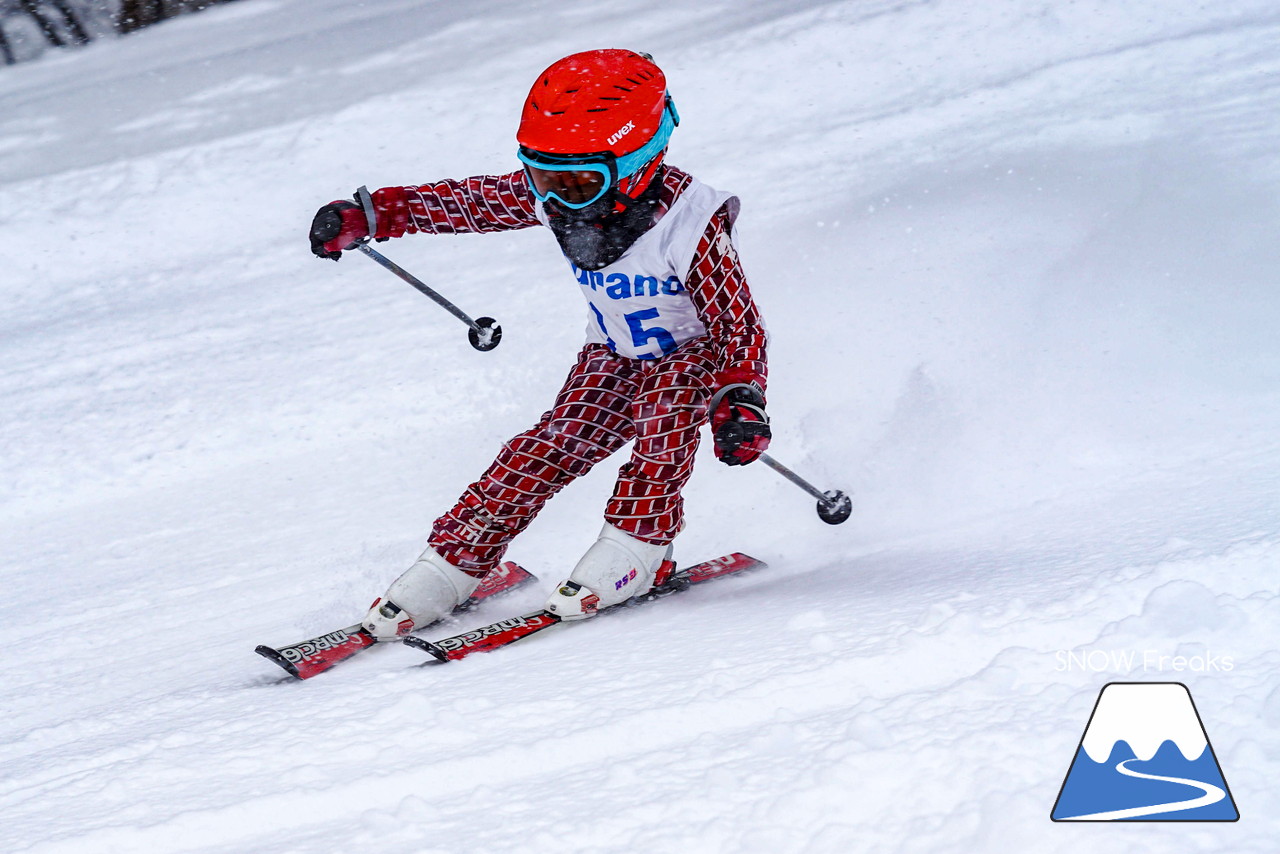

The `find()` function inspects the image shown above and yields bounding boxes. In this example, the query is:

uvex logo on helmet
[608,121,636,147]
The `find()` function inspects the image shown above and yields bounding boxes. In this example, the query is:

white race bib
[538,178,739,360]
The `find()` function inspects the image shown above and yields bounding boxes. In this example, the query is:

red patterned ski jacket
[365,166,768,394]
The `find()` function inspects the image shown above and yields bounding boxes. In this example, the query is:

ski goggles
[518,95,680,210]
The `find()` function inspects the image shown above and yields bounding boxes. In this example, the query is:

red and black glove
[309,197,379,260]
[710,380,771,466]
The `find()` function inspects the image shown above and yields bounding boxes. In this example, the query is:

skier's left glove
[309,197,385,260]
[710,379,771,466]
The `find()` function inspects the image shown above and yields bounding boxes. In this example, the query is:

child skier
[309,49,770,637]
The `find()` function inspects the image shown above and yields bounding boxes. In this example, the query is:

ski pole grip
[310,208,344,244]
[708,382,763,415]
[714,420,746,452]
[355,185,378,241]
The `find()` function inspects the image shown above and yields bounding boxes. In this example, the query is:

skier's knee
[509,419,615,480]
[505,430,576,478]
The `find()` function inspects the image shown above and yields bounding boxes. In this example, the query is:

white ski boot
[545,523,672,620]
[362,547,481,639]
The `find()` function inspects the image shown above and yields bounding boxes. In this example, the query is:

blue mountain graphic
[1053,739,1238,821]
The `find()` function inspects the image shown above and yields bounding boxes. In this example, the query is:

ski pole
[350,240,502,352]
[342,186,502,352]
[758,452,852,525]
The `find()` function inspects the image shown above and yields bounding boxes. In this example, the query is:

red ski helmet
[517,49,679,210]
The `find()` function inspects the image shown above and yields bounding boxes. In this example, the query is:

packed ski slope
[2,1,1278,851]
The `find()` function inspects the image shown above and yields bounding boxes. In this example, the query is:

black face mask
[544,170,663,271]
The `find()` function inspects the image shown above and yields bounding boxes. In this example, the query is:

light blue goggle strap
[516,153,614,209]
[615,96,679,179]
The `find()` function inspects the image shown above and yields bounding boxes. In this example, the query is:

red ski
[404,552,764,663]
[255,560,536,679]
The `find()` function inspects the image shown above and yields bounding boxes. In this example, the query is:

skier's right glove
[309,199,372,260]
[711,382,771,466]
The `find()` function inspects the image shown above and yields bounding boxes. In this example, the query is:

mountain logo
[1051,682,1239,821]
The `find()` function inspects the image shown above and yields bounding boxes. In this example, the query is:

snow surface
[2,0,1279,851]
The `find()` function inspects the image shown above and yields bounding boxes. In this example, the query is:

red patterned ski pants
[429,340,721,577]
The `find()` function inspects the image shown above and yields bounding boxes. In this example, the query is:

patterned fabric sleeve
[369,171,540,238]
[686,205,769,395]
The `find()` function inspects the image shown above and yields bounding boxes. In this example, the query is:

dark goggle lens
[525,166,608,205]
